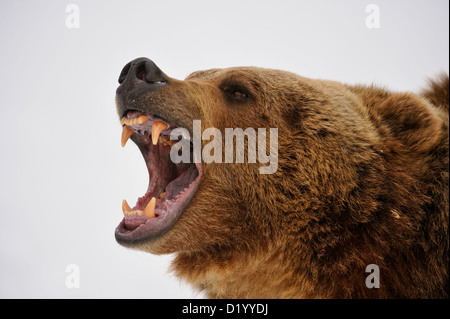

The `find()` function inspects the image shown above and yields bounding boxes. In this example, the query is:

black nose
[118,57,168,86]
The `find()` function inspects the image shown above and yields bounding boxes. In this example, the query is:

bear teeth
[151,121,169,145]
[120,115,172,147]
[121,125,134,147]
[122,198,157,219]
[120,115,148,126]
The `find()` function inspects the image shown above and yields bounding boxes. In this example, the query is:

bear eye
[221,83,251,102]
[226,89,247,99]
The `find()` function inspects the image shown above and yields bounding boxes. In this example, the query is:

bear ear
[421,73,449,113]
[376,93,444,153]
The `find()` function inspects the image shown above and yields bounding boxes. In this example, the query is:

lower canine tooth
[122,199,132,215]
[145,197,156,218]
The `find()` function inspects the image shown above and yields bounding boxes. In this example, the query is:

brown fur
[125,67,449,298]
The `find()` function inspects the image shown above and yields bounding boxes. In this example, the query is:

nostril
[118,57,168,86]
[118,61,132,84]
[137,68,147,81]
[135,61,165,83]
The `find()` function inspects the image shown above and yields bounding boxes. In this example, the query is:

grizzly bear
[114,57,449,299]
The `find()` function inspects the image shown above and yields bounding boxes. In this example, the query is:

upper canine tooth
[121,125,134,147]
[152,121,168,145]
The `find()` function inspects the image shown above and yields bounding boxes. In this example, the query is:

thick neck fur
[170,77,449,299]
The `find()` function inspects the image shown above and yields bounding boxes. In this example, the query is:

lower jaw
[115,162,202,244]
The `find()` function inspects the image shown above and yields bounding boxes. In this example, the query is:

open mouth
[115,110,202,243]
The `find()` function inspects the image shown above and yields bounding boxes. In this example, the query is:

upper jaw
[115,90,197,135]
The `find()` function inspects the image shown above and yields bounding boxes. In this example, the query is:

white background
[0,0,448,298]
